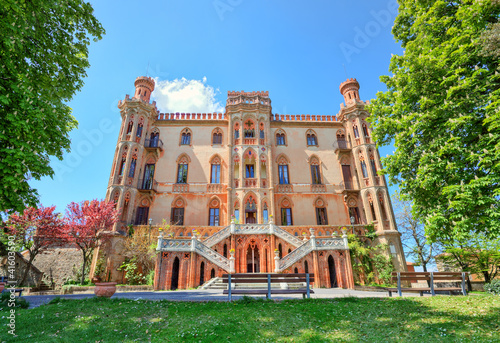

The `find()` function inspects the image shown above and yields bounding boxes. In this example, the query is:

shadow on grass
[4,296,500,342]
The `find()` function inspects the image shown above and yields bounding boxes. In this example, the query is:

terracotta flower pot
[94,282,117,298]
[0,282,5,293]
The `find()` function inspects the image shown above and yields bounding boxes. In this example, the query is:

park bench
[0,277,24,297]
[222,273,314,301]
[385,272,469,297]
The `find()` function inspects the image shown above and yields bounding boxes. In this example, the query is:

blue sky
[30,0,403,213]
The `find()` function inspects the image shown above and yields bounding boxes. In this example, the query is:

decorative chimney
[339,78,360,106]
[134,76,155,103]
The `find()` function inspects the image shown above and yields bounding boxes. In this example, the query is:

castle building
[99,76,406,289]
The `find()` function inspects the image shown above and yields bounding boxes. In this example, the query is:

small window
[136,124,143,138]
[126,121,133,134]
[370,158,377,177]
[209,208,220,226]
[307,134,317,146]
[135,207,149,225]
[311,164,321,184]
[177,164,188,183]
[234,129,239,139]
[263,205,269,224]
[181,132,191,145]
[278,165,289,184]
[362,124,369,137]
[128,158,137,178]
[361,161,368,178]
[316,207,328,225]
[349,207,361,224]
[118,158,126,176]
[171,208,184,225]
[211,164,221,184]
[276,133,285,146]
[260,130,265,139]
[281,208,293,226]
[353,125,360,138]
[213,130,222,144]
[245,164,255,178]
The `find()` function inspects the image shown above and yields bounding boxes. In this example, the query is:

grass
[1,295,499,342]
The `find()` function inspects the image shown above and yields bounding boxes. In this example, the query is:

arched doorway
[199,262,205,286]
[210,268,215,279]
[328,255,338,288]
[294,267,298,273]
[246,242,260,273]
[171,257,180,290]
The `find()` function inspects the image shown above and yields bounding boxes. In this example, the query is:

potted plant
[94,271,117,298]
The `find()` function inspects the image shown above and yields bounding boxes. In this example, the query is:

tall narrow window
[209,208,220,226]
[128,158,137,178]
[263,204,269,224]
[126,121,133,134]
[136,123,143,138]
[142,163,155,189]
[260,129,264,139]
[278,165,290,184]
[306,131,318,146]
[135,207,149,225]
[360,160,368,178]
[349,207,361,224]
[171,207,184,225]
[379,195,388,221]
[316,207,328,225]
[311,164,321,184]
[362,123,369,137]
[369,199,377,221]
[281,208,293,226]
[353,125,360,138]
[234,128,239,139]
[177,163,188,183]
[245,164,255,178]
[370,157,377,177]
[212,129,222,144]
[243,120,255,138]
[234,209,239,223]
[119,158,126,176]
[211,163,221,183]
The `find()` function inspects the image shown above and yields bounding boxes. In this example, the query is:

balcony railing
[244,178,258,188]
[138,178,158,192]
[207,183,224,193]
[243,138,256,145]
[336,140,351,150]
[145,138,164,150]
[173,184,189,193]
[341,180,357,190]
[311,184,326,193]
[276,184,293,193]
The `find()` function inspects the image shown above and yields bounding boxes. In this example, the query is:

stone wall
[31,246,83,288]
[0,252,43,287]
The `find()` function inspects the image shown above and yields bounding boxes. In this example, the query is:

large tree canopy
[0,1,105,212]
[369,0,500,240]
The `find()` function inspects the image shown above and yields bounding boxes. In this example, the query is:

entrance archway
[328,255,337,288]
[199,262,205,286]
[171,257,180,290]
[246,245,260,273]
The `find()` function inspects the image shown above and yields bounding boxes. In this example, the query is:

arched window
[280,198,293,226]
[353,125,360,138]
[149,129,160,148]
[212,128,223,145]
[259,124,265,139]
[243,119,255,138]
[234,123,240,139]
[262,202,269,224]
[315,198,328,225]
[337,130,347,149]
[277,156,290,185]
[379,193,388,221]
[234,200,240,224]
[367,193,377,221]
[126,121,133,134]
[119,157,126,176]
[135,205,149,225]
[278,243,283,258]
[136,119,144,138]
[244,149,256,179]
[362,123,369,137]
[128,157,137,178]
[180,128,191,145]
[176,155,190,184]
[360,155,368,178]
[306,130,318,146]
[276,129,286,146]
[209,198,220,226]
[210,156,221,184]
[310,156,321,184]
[171,198,185,225]
[370,154,377,177]
[141,162,156,190]
[347,197,361,224]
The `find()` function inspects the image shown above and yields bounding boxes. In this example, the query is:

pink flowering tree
[65,199,119,284]
[6,205,66,285]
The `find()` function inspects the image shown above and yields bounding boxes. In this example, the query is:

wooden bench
[385,272,469,297]
[221,273,315,301]
[1,288,24,297]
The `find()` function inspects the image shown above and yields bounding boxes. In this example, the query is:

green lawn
[2,295,499,342]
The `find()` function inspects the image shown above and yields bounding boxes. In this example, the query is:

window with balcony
[177,163,188,184]
[278,165,290,184]
[310,164,321,184]
[245,164,255,178]
[281,208,293,226]
[211,163,221,184]
[209,208,220,226]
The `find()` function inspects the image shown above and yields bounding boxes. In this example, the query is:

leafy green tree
[368,1,500,241]
[0,0,105,213]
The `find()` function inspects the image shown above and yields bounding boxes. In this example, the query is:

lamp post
[148,218,153,242]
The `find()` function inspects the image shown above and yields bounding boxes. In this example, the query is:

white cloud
[152,77,225,113]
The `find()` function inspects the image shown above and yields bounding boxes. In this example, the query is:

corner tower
[337,78,407,272]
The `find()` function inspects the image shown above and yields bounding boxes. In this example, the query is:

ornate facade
[98,76,407,290]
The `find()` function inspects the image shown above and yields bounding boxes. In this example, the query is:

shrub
[0,292,29,309]
[484,279,500,295]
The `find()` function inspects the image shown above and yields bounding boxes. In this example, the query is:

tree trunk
[483,271,490,284]
[20,251,37,286]
[422,263,430,287]
[81,251,88,285]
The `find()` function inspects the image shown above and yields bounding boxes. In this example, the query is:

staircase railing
[278,240,313,271]
[203,226,231,247]
[273,225,303,247]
